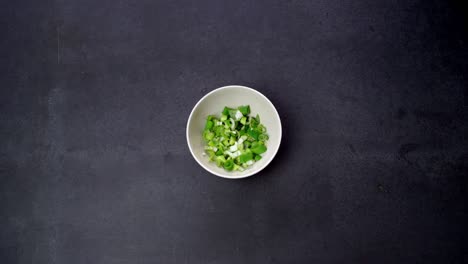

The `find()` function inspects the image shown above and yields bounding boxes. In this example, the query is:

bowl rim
[186,85,282,179]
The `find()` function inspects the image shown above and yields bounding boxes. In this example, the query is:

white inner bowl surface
[187,85,282,179]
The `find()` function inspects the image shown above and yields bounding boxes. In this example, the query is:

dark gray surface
[1,0,467,263]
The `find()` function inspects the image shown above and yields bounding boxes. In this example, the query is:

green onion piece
[238,143,244,150]
[247,129,259,140]
[251,144,267,154]
[239,152,253,163]
[258,134,268,141]
[229,118,236,130]
[223,159,234,171]
[216,156,226,167]
[258,124,266,133]
[205,120,213,130]
[250,117,258,128]
[238,105,250,115]
[222,107,233,116]
[240,116,247,125]
[203,131,214,141]
[214,126,223,136]
[207,132,214,140]
[228,109,238,118]
[206,150,216,159]
[254,154,262,161]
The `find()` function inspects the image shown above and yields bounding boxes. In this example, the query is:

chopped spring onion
[202,105,269,172]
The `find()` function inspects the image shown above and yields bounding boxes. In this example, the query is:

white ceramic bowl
[187,85,282,179]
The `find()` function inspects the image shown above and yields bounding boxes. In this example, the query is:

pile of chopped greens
[203,105,268,171]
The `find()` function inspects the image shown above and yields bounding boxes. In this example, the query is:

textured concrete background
[1,0,467,263]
